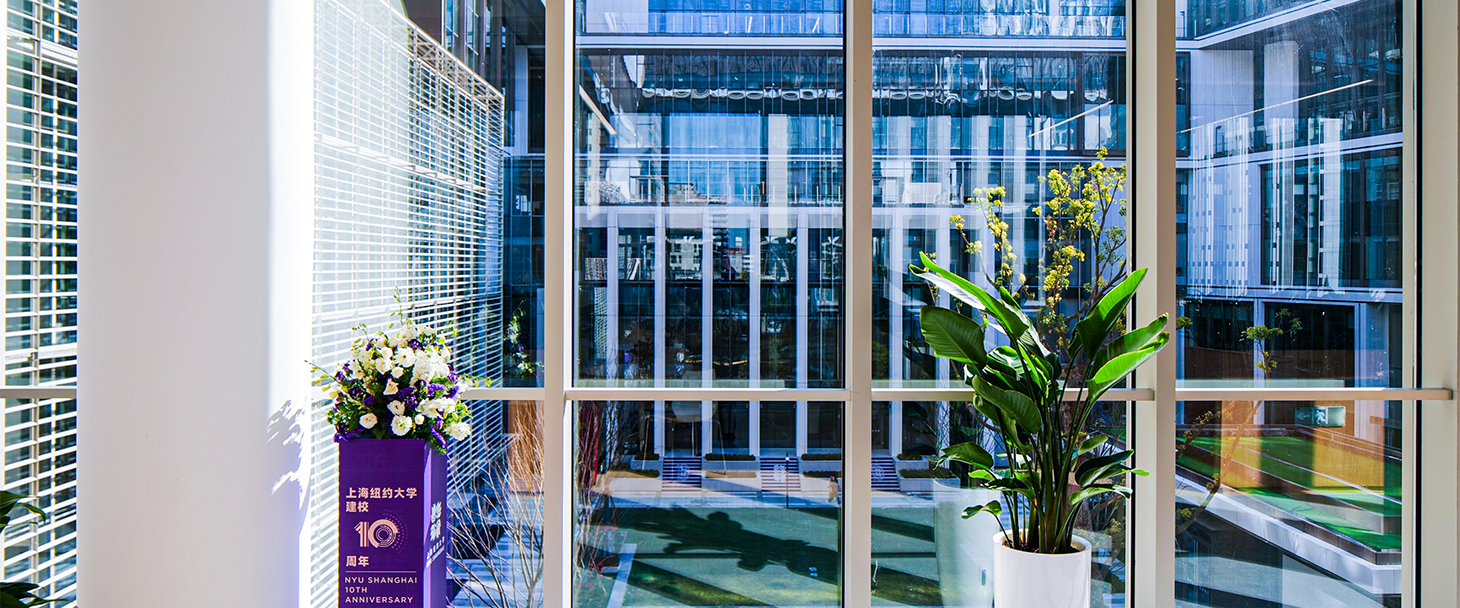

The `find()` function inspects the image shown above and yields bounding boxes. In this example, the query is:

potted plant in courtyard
[315,309,475,608]
[914,151,1167,608]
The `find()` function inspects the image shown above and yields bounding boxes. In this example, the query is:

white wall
[80,1,313,606]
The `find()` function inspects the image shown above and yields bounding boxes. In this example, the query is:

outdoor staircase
[759,457,801,494]
[662,457,703,492]
[871,457,901,492]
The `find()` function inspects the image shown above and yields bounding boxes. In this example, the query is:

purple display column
[338,439,450,607]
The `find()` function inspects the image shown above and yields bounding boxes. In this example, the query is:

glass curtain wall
[1174,0,1405,606]
[572,0,846,606]
[868,2,1130,606]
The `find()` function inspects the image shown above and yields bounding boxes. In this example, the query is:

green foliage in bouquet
[913,150,1169,554]
[0,491,51,607]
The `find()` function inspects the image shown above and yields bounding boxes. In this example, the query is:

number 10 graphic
[354,519,399,548]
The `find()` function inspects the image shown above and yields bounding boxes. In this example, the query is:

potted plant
[914,152,1167,608]
[315,310,475,608]
[0,491,48,607]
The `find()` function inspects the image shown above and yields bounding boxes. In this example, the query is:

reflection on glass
[450,401,545,608]
[870,401,1130,607]
[574,32,845,388]
[575,402,843,607]
[1176,0,1403,390]
[871,48,1128,390]
[1175,401,1400,607]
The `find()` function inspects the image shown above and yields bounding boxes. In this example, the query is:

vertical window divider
[1129,1,1177,607]
[842,0,875,606]
[1415,0,1460,606]
[544,0,574,606]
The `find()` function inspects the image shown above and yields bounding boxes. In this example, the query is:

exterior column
[750,210,761,387]
[703,215,713,384]
[81,1,313,606]
[795,401,809,456]
[889,401,904,457]
[889,216,904,386]
[654,210,667,388]
[702,401,713,456]
[749,401,762,458]
[795,216,809,389]
[606,211,619,380]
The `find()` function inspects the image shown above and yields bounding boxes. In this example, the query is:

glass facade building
[2,0,76,604]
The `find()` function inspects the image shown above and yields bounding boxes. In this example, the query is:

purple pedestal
[338,439,449,607]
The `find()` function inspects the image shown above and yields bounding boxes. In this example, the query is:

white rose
[414,414,425,425]
[358,413,378,429]
[391,367,404,378]
[384,379,399,396]
[446,422,471,440]
[420,399,440,418]
[395,348,415,367]
[390,415,413,436]
[413,360,432,382]
[374,358,392,375]
[387,400,405,416]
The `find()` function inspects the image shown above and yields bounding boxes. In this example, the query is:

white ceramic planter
[992,530,1091,608]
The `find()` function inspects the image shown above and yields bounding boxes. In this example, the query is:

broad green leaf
[1072,268,1147,360]
[986,346,1027,383]
[974,376,1041,432]
[1076,433,1109,456]
[940,441,995,470]
[1090,314,1169,375]
[911,252,988,311]
[962,500,1003,520]
[1087,333,1170,404]
[1075,449,1135,487]
[1069,484,1131,505]
[919,305,988,366]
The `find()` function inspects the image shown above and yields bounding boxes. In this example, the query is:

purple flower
[448,385,459,399]
[427,383,445,398]
[408,339,422,349]
[363,396,378,408]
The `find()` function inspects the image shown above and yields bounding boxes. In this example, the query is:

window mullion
[1415,0,1460,605]
[543,0,574,606]
[842,0,874,606]
[1129,0,1178,607]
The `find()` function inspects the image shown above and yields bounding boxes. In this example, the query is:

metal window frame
[19,0,1460,604]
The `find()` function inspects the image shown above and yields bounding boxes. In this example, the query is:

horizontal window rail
[19,386,1447,402]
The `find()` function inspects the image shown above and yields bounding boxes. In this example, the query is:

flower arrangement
[316,315,473,453]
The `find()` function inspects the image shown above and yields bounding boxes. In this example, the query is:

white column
[606,212,620,380]
[889,216,905,386]
[796,216,810,389]
[654,210,667,388]
[653,401,666,456]
[703,215,713,384]
[795,401,809,456]
[81,1,312,606]
[702,401,713,456]
[889,401,904,457]
[750,210,762,386]
[654,212,667,455]
[750,401,762,458]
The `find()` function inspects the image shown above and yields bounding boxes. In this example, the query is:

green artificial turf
[1177,435,1402,551]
